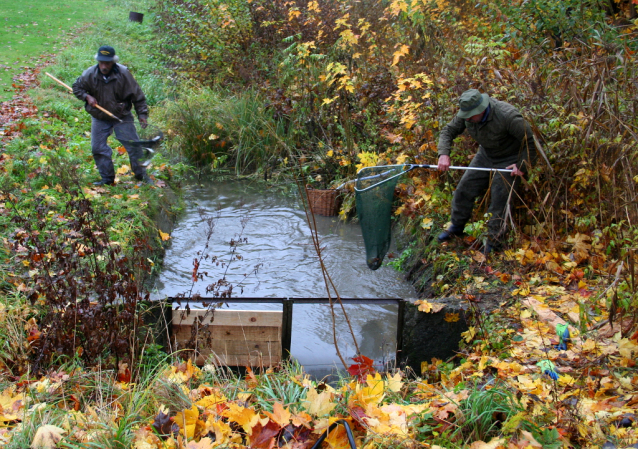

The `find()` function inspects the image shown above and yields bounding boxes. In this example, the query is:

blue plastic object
[537,359,559,380]
[554,324,570,351]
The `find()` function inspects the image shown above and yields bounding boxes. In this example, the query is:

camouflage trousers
[450,148,535,245]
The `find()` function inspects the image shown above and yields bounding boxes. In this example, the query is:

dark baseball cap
[96,46,116,62]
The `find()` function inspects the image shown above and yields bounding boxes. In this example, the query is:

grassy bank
[0,0,108,102]
[0,0,187,375]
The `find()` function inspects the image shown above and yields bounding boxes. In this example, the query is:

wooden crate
[172,309,282,366]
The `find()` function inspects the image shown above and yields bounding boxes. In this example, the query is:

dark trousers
[451,148,533,243]
[91,116,145,182]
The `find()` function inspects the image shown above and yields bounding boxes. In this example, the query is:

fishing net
[115,122,164,167]
[355,165,411,270]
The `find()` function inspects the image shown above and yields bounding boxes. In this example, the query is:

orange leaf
[264,402,291,427]
[221,403,260,434]
[444,312,460,323]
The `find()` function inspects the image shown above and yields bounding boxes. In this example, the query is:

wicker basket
[306,188,342,216]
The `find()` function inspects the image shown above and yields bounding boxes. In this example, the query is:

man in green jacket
[72,46,149,186]
[436,89,536,253]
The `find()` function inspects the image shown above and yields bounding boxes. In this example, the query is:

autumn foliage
[0,0,637,447]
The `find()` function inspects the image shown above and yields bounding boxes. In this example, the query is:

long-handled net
[355,164,513,270]
[115,122,164,167]
[355,165,412,270]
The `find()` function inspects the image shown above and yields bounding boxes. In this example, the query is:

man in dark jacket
[73,46,149,185]
[436,89,536,253]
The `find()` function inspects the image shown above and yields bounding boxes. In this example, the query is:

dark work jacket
[437,98,536,168]
[72,64,148,122]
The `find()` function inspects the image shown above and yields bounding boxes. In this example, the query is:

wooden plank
[206,340,281,357]
[172,309,283,327]
[195,353,281,367]
[173,329,281,355]
[189,338,281,366]
[173,324,281,342]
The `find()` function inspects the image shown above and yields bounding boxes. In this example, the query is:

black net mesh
[355,165,409,270]
[115,122,163,167]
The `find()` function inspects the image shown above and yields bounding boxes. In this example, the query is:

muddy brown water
[152,179,416,378]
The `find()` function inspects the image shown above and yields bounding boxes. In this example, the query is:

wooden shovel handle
[45,72,123,123]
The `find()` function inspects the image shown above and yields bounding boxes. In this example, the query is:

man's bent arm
[436,116,467,157]
[72,75,90,102]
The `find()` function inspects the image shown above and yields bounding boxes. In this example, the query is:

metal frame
[164,297,407,363]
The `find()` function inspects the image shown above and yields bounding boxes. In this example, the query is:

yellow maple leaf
[195,391,226,410]
[322,96,338,105]
[421,217,433,229]
[386,371,403,393]
[618,338,638,359]
[116,165,130,175]
[159,231,171,241]
[202,416,234,445]
[0,389,24,422]
[221,403,260,434]
[348,374,385,409]
[302,387,336,417]
[461,326,476,343]
[173,405,199,439]
[392,44,410,66]
[415,299,432,313]
[395,153,409,164]
[415,300,444,314]
[365,403,409,436]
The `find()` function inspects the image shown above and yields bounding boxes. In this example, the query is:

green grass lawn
[0,0,108,102]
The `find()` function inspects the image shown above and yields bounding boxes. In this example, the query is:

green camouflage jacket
[437,98,535,165]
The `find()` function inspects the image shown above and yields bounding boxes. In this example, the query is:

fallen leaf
[186,437,214,448]
[469,437,505,449]
[302,387,336,417]
[116,165,131,175]
[221,403,260,434]
[444,312,460,323]
[31,425,65,448]
[386,371,403,393]
[415,300,445,313]
[264,402,291,427]
[173,405,199,439]
[249,419,280,449]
